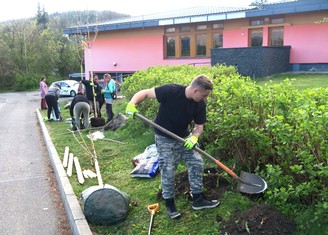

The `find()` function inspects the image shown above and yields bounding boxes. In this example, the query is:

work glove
[93,93,97,97]
[90,82,95,87]
[184,135,198,150]
[101,89,105,94]
[125,103,138,117]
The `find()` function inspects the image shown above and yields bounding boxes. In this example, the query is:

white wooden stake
[67,153,74,177]
[74,157,84,184]
[63,146,69,168]
[86,170,97,178]
[82,170,89,179]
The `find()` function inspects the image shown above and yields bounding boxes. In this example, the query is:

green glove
[90,82,95,87]
[184,135,198,150]
[101,89,105,94]
[125,103,138,117]
[93,93,97,97]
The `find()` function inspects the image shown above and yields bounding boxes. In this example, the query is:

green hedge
[122,64,328,227]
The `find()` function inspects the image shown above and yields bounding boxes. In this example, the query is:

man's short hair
[191,74,213,91]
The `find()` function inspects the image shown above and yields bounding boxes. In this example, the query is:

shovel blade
[237,171,267,194]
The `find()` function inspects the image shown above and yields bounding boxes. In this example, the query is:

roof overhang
[64,0,328,35]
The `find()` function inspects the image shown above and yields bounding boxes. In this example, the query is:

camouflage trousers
[155,134,204,199]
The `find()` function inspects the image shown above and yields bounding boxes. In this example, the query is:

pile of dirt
[157,167,296,235]
[157,167,232,200]
[220,204,296,235]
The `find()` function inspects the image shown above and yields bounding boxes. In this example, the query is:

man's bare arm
[130,88,156,104]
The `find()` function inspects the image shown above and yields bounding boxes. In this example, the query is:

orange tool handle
[147,203,159,215]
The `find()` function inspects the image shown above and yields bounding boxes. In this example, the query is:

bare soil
[157,167,296,235]
[220,204,296,235]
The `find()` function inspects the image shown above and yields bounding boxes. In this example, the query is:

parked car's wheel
[70,90,76,97]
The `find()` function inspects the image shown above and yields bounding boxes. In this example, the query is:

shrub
[122,64,328,228]
[14,72,39,91]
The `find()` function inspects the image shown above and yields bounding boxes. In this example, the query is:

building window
[213,23,224,29]
[164,23,224,59]
[181,36,190,57]
[250,19,264,26]
[269,27,284,46]
[271,18,285,24]
[181,26,190,32]
[213,33,223,48]
[166,37,176,57]
[249,28,263,46]
[196,34,206,56]
[196,25,207,31]
[165,27,176,33]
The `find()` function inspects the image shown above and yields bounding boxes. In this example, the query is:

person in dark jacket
[81,74,103,118]
[70,87,90,130]
[45,83,61,121]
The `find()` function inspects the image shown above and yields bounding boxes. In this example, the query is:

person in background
[51,103,63,122]
[98,77,105,116]
[45,83,61,122]
[69,86,90,130]
[82,74,103,117]
[125,74,220,219]
[102,73,116,123]
[40,76,48,109]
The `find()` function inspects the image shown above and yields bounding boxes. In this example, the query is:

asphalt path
[0,91,71,235]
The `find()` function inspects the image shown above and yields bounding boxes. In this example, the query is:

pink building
[64,0,328,79]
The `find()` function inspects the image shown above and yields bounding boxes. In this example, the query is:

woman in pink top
[40,76,48,109]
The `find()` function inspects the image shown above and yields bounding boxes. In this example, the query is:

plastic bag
[130,144,159,178]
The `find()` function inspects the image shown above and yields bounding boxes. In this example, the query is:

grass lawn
[254,72,328,90]
[41,72,327,234]
[42,99,256,235]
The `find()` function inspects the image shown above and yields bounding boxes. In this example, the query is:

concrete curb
[36,109,92,235]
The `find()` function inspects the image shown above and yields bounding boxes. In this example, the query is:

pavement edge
[36,109,92,235]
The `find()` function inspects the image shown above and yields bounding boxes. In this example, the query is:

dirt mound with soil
[157,167,231,200]
[220,204,296,235]
[157,167,296,235]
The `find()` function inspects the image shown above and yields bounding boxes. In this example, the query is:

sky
[0,0,279,22]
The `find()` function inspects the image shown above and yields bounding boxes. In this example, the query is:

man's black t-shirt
[154,84,206,138]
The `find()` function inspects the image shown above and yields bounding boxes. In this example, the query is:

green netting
[81,184,130,225]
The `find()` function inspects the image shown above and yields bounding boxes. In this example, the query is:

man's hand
[125,103,138,117]
[184,135,198,150]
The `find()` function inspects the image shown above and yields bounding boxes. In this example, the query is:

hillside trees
[0,8,128,90]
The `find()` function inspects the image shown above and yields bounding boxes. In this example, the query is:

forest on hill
[0,4,129,90]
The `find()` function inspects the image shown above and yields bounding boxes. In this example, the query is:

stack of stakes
[62,146,97,184]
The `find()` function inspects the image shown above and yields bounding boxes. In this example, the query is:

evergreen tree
[250,0,269,8]
[36,3,49,29]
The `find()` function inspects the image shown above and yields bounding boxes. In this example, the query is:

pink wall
[84,35,210,78]
[223,24,328,64]
[262,27,269,47]
[83,22,328,78]
[284,24,328,63]
[223,30,248,48]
